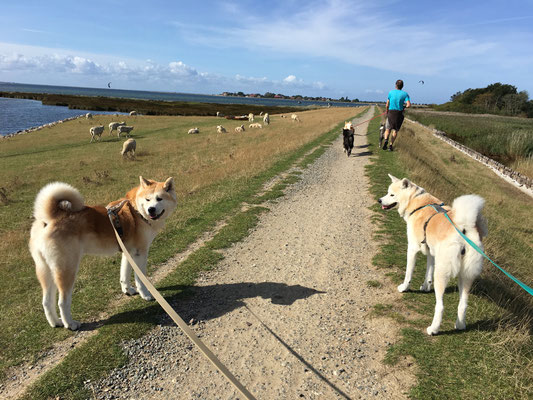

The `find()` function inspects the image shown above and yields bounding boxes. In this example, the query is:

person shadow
[87,281,325,329]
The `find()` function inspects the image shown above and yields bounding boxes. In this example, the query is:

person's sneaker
[382,139,388,150]
[388,144,394,151]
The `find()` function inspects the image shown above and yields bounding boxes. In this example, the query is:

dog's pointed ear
[388,174,399,183]
[401,178,411,188]
[163,177,175,192]
[139,176,151,188]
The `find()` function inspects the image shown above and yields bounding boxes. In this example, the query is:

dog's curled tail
[452,194,488,238]
[33,182,85,223]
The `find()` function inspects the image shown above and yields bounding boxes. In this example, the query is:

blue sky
[1,0,532,103]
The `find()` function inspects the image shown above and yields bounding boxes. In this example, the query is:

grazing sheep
[86,113,93,119]
[249,123,262,129]
[216,111,223,117]
[216,125,227,133]
[280,115,286,118]
[117,125,134,137]
[109,121,126,135]
[291,113,301,122]
[121,138,136,158]
[89,125,105,142]
[188,127,200,134]
[263,113,270,125]
[235,125,245,133]
[248,113,254,122]
[129,111,138,116]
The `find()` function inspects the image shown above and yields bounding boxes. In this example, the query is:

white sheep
[235,125,245,133]
[216,111,221,117]
[249,123,262,129]
[86,113,93,119]
[263,113,270,125]
[291,113,301,122]
[109,121,126,135]
[129,110,138,116]
[259,111,264,116]
[188,127,200,134]
[117,125,134,137]
[89,125,105,142]
[216,125,227,133]
[121,138,136,158]
[248,113,254,122]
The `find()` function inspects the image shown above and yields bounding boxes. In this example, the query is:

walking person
[383,79,411,151]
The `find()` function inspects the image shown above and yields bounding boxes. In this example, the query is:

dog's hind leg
[455,272,474,331]
[420,253,434,292]
[54,261,81,331]
[33,250,62,328]
[398,244,418,292]
[427,256,455,335]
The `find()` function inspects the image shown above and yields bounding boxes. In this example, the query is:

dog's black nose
[378,198,382,203]
[148,207,156,215]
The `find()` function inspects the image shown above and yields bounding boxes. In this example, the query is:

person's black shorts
[387,110,404,131]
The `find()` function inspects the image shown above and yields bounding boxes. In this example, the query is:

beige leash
[106,201,256,400]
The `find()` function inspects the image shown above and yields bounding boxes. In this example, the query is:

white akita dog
[379,174,488,335]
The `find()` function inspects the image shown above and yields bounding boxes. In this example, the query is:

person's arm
[405,100,411,109]
[386,99,390,113]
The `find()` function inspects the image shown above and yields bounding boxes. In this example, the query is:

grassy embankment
[0,91,304,116]
[406,109,533,178]
[0,106,363,399]
[366,109,533,399]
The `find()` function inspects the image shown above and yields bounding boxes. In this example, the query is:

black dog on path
[342,128,355,157]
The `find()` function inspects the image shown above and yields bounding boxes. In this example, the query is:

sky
[1,0,532,104]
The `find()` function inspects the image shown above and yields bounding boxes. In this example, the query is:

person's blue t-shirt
[388,89,411,111]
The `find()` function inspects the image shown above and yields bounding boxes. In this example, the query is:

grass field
[406,109,533,178]
[366,109,533,399]
[0,106,362,394]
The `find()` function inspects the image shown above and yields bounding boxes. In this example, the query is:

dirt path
[88,108,415,399]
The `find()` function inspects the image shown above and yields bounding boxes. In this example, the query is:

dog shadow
[352,151,373,157]
[85,282,324,330]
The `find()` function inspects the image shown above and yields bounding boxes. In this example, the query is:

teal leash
[425,204,533,296]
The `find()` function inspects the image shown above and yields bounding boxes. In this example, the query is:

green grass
[406,109,533,177]
[365,109,533,399]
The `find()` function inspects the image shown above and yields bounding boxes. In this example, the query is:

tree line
[436,83,533,117]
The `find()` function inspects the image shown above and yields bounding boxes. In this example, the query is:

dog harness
[107,199,129,241]
[409,202,446,245]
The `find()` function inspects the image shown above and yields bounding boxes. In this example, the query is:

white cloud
[171,0,533,77]
[365,89,384,94]
[0,44,328,95]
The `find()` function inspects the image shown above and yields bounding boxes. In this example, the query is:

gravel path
[87,107,415,399]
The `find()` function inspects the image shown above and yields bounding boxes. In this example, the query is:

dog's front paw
[455,320,466,331]
[397,283,409,292]
[420,282,432,292]
[122,286,138,296]
[139,290,154,301]
[426,325,439,336]
[62,319,81,331]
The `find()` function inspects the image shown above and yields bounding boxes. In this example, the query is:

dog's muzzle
[149,209,165,220]
[378,198,397,210]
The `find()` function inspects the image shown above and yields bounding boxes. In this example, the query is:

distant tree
[473,92,496,112]
[264,92,275,98]
[450,91,463,102]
